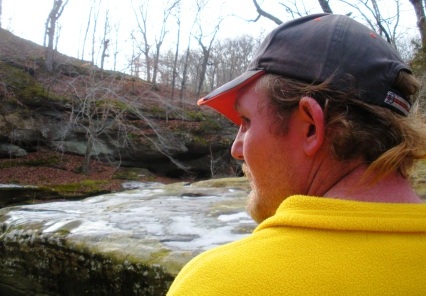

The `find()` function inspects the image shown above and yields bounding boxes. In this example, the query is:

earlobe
[298,97,325,157]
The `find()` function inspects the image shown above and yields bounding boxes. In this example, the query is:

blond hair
[258,72,426,179]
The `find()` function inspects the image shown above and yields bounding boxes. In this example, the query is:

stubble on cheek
[242,163,265,223]
[242,163,281,224]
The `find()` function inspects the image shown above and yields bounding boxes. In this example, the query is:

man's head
[197,14,426,222]
[198,13,413,120]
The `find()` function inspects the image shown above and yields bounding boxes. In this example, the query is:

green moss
[50,180,107,192]
[147,249,171,265]
[95,98,135,112]
[113,167,154,181]
[192,135,208,146]
[0,61,47,101]
[55,229,71,236]
[199,117,221,132]
[0,154,61,169]
[20,83,47,101]
[185,110,204,122]
[0,61,65,104]
[150,106,166,118]
[40,180,109,197]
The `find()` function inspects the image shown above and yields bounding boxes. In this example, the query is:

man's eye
[239,116,250,131]
[240,116,250,124]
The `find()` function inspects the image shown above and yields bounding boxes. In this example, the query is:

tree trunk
[100,11,110,70]
[81,6,93,61]
[409,0,426,49]
[171,21,180,101]
[44,0,68,72]
[180,46,190,104]
[317,0,333,13]
[152,43,162,89]
[83,135,93,175]
[0,0,3,28]
[100,39,109,70]
[197,45,209,97]
[91,5,100,66]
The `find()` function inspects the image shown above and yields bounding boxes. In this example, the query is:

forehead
[234,81,268,114]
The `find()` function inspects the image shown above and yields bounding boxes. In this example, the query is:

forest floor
[0,151,185,198]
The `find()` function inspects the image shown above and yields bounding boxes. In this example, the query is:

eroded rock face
[0,178,254,296]
[0,105,238,178]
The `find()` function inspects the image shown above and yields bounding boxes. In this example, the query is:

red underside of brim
[197,70,265,125]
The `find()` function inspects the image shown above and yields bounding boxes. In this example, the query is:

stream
[0,178,255,295]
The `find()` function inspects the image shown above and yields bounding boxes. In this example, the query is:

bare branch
[317,0,333,13]
[252,0,283,25]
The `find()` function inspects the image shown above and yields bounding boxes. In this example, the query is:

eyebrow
[234,100,241,114]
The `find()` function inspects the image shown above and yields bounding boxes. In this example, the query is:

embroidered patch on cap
[384,91,411,116]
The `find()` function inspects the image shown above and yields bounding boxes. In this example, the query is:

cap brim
[197,70,265,125]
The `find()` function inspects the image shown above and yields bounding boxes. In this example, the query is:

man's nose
[231,130,244,160]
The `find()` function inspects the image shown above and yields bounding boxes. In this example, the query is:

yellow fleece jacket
[167,195,426,296]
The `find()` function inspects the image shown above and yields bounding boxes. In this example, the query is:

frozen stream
[0,178,255,295]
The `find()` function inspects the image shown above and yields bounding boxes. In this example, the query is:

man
[167,14,426,295]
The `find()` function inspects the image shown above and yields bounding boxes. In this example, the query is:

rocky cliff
[0,28,240,181]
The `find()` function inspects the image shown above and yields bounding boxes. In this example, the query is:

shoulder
[167,233,264,295]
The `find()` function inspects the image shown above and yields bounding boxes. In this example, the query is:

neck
[323,166,422,203]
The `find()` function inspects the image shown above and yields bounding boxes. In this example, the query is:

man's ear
[298,97,325,157]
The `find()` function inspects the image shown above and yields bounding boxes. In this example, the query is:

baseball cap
[197,13,412,125]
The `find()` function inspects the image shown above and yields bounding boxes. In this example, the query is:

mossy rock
[113,167,155,181]
[44,180,110,197]
[191,177,249,190]
[0,185,60,208]
[0,61,65,105]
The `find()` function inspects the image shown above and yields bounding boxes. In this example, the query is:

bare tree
[80,3,93,61]
[171,4,181,101]
[54,24,62,52]
[132,0,179,87]
[209,35,260,89]
[100,10,110,70]
[133,0,152,82]
[152,0,180,89]
[62,72,189,174]
[193,0,223,96]
[251,0,407,51]
[195,20,222,96]
[337,0,401,46]
[0,0,3,28]
[180,45,191,103]
[112,24,120,71]
[409,0,426,50]
[90,0,102,65]
[251,0,318,23]
[44,0,69,72]
[179,2,202,103]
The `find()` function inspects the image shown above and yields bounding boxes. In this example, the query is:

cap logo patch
[384,91,411,116]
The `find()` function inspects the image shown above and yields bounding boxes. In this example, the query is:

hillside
[0,28,239,202]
